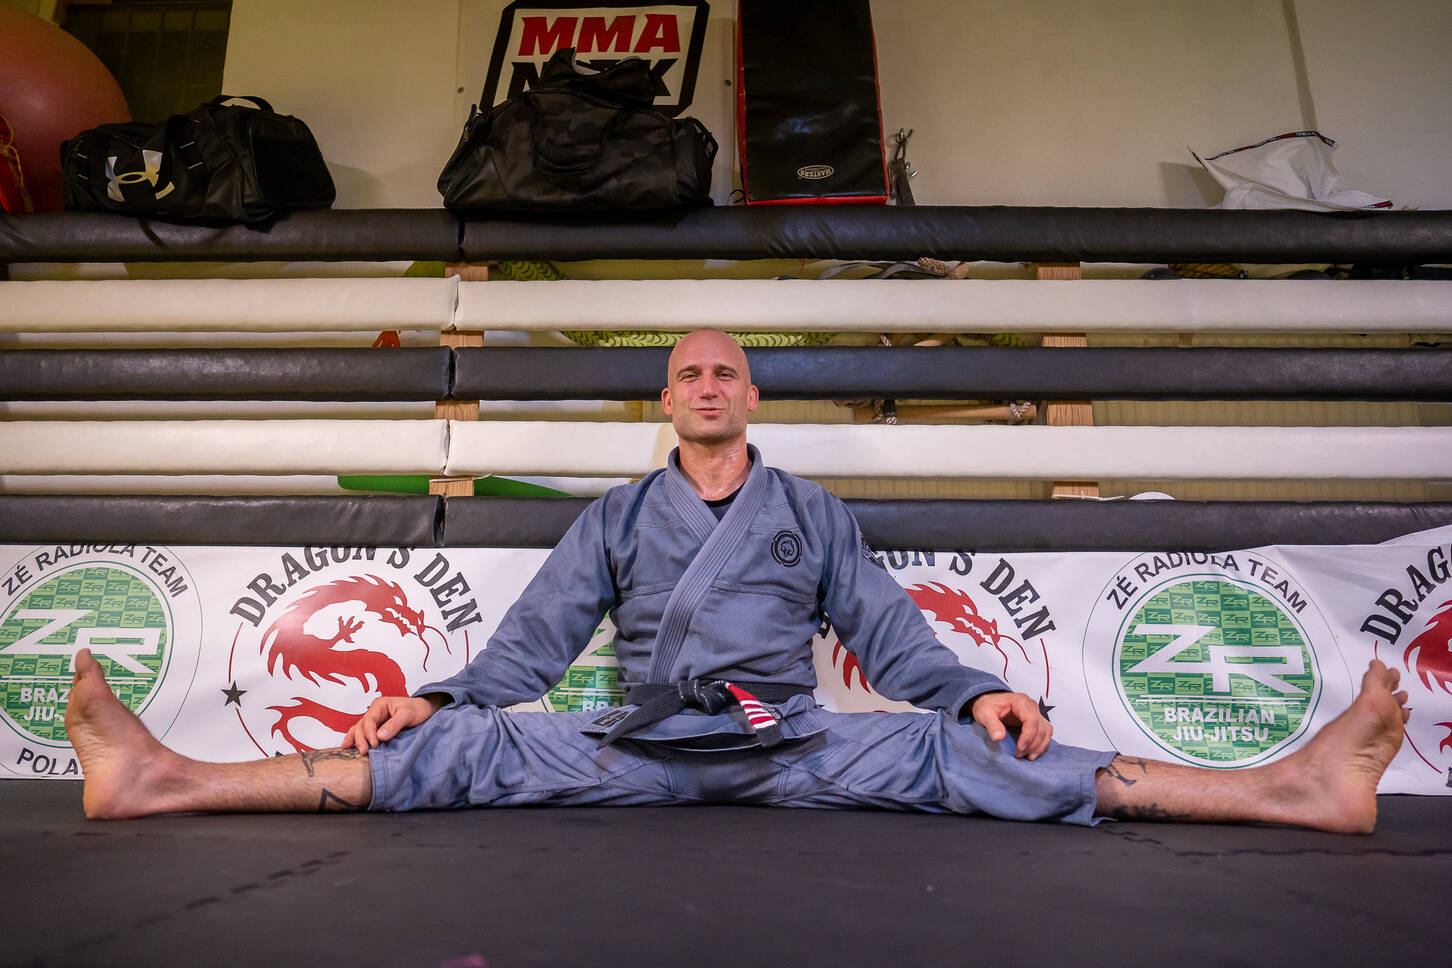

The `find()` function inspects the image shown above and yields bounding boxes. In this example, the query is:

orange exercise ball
[0,7,130,212]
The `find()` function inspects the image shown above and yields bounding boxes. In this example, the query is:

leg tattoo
[317,788,359,813]
[1110,802,1193,823]
[1103,755,1151,787]
[298,747,364,778]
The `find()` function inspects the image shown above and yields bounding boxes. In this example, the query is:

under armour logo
[106,149,175,202]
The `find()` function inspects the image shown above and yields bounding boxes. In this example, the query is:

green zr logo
[1115,578,1318,766]
[545,621,624,713]
[0,565,171,745]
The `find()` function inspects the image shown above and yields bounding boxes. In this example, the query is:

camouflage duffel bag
[439,48,717,211]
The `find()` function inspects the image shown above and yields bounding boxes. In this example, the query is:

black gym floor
[4,781,1450,968]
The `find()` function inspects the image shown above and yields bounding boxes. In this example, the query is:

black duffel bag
[439,49,716,211]
[61,95,335,222]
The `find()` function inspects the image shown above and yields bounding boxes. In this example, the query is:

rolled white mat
[0,474,629,497]
[0,277,458,332]
[0,420,448,475]
[445,421,1452,480]
[454,278,1452,332]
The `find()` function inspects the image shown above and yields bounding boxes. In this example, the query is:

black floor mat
[5,781,1450,968]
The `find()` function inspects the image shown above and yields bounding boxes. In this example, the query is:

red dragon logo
[1402,598,1452,754]
[259,575,448,752]
[831,640,871,691]
[907,582,1030,677]
[831,582,1033,693]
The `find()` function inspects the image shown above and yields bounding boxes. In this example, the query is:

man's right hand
[340,693,447,754]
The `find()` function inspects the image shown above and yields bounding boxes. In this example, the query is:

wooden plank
[1036,263,1099,498]
[429,477,476,497]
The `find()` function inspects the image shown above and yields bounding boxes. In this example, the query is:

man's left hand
[970,691,1052,761]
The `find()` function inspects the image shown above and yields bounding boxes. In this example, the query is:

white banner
[2,529,1450,794]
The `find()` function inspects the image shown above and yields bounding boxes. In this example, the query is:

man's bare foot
[65,648,185,819]
[1271,659,1410,834]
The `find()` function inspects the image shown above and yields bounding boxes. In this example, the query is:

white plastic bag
[1191,131,1391,211]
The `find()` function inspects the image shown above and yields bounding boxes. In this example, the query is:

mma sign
[479,1,710,115]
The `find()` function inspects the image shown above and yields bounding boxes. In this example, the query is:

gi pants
[369,706,1115,826]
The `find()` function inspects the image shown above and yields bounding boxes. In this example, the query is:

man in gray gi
[66,330,1410,832]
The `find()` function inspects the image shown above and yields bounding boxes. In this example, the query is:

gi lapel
[646,445,767,682]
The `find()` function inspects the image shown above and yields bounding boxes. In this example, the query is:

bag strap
[165,114,208,180]
[526,48,657,105]
[0,109,34,214]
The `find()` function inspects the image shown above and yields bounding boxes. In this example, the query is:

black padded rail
[0,496,441,546]
[462,206,1452,263]
[2,496,1450,551]
[0,348,453,400]
[441,497,1452,550]
[8,345,1450,402]
[0,209,460,263]
[845,500,1452,552]
[6,345,1449,403]
[7,206,1452,265]
[455,346,1452,401]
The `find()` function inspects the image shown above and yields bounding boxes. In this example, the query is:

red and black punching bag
[735,0,888,205]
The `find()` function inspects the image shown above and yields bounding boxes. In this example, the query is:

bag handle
[523,96,626,176]
[207,94,275,113]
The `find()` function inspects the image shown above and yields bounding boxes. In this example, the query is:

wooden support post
[432,262,490,497]
[1036,263,1099,499]
[445,262,491,282]
[429,477,476,498]
[435,329,483,422]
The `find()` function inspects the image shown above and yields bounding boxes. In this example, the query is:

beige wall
[1296,0,1452,210]
[220,0,1449,209]
[224,0,464,207]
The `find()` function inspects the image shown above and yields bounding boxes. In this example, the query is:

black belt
[596,679,813,749]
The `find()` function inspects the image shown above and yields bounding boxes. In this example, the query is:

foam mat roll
[444,421,1452,480]
[0,277,457,332]
[0,419,448,475]
[453,278,1451,333]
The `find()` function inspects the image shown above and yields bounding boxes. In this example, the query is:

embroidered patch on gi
[861,537,887,569]
[771,530,802,566]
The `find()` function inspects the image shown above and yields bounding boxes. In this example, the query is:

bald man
[66,330,1409,831]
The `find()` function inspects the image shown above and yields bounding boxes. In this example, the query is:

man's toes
[1362,663,1381,689]
[74,648,101,678]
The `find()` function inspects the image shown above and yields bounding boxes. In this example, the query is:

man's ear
[747,384,759,412]
[661,386,674,414]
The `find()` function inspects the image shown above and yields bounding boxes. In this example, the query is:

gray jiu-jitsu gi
[368,446,1112,823]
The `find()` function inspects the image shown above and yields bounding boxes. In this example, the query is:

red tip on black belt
[596,679,803,748]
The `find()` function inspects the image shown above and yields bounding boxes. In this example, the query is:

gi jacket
[416,446,1009,747]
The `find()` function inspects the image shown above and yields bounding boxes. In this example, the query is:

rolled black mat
[454,346,1452,401]
[441,497,1452,551]
[458,206,1452,263]
[844,500,1452,552]
[4,497,1449,552]
[0,209,461,263]
[0,496,442,546]
[7,207,1452,264]
[0,348,453,400]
